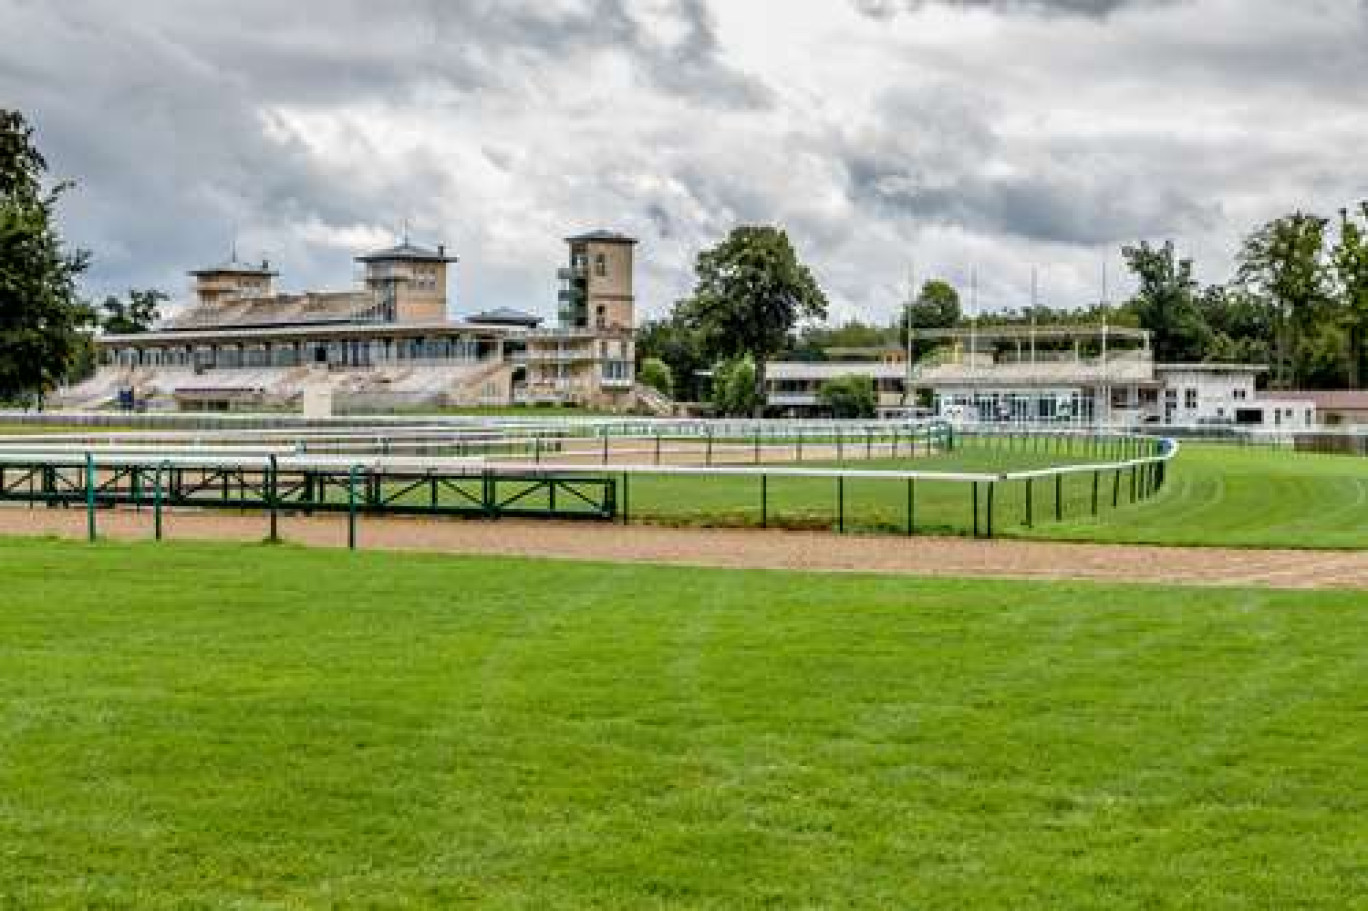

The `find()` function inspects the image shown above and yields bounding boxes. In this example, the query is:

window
[1185,389,1198,409]
[1233,388,1248,401]
[595,254,607,277]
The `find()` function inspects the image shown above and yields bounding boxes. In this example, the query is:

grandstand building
[767,325,1316,428]
[75,231,645,413]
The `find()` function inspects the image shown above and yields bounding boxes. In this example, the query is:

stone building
[73,232,646,413]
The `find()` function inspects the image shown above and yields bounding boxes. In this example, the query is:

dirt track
[3,506,1367,590]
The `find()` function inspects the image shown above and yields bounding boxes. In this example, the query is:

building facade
[765,326,1316,429]
[74,233,643,413]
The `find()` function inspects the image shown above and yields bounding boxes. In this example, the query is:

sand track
[3,507,1367,590]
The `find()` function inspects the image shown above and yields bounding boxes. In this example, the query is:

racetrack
[4,507,1366,590]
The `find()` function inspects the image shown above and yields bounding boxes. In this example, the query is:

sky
[2,0,1365,324]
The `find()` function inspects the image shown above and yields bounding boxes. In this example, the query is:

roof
[189,256,278,277]
[768,361,907,381]
[1264,390,1368,410]
[565,229,637,245]
[466,307,543,327]
[159,291,383,332]
[355,241,457,263]
[1154,363,1268,373]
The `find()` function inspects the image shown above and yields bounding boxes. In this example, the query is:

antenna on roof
[400,217,411,245]
[970,267,979,382]
[1030,266,1038,368]
[904,260,917,405]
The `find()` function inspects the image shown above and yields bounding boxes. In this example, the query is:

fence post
[347,464,359,550]
[837,475,845,534]
[706,428,714,466]
[754,431,761,464]
[267,455,279,543]
[85,452,97,542]
[1025,477,1033,528]
[972,481,979,538]
[154,460,168,541]
[602,431,609,466]
[761,474,768,529]
[1113,468,1121,508]
[906,478,915,536]
[986,482,996,538]
[621,472,630,525]
[655,432,662,466]
[1055,473,1063,522]
[1091,470,1100,517]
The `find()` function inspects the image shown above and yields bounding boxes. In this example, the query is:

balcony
[525,347,596,363]
[556,266,586,281]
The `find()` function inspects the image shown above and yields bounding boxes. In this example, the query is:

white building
[765,326,1316,429]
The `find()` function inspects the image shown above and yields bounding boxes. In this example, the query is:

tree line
[640,204,1368,413]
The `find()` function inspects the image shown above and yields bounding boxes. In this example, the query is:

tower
[558,230,636,331]
[189,254,277,307]
[355,240,457,323]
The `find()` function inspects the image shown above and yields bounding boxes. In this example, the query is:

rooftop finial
[401,217,411,245]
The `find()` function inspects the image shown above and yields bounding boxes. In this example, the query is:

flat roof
[911,325,1151,342]
[565,229,637,245]
[355,241,457,263]
[1154,363,1268,373]
[98,321,513,346]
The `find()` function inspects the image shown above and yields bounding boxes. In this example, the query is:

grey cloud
[853,0,1181,18]
[2,0,1365,324]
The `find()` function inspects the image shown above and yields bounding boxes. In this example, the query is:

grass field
[1,538,1365,908]
[1025,444,1368,548]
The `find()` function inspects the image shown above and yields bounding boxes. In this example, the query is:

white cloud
[1,0,1364,325]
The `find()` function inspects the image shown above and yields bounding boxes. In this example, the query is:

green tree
[1236,213,1333,389]
[1122,241,1210,364]
[1332,203,1368,388]
[1196,286,1273,367]
[636,356,673,398]
[100,288,166,335]
[635,315,708,402]
[817,374,876,419]
[0,109,92,407]
[681,226,828,417]
[711,357,758,417]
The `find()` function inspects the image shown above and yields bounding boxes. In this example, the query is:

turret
[355,241,456,323]
[558,230,636,331]
[189,255,277,307]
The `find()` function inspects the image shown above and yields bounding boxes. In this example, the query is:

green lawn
[1024,443,1368,548]
[0,539,1365,908]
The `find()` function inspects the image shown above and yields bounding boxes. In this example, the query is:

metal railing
[0,425,1176,542]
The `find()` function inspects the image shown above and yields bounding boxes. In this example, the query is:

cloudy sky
[2,0,1365,323]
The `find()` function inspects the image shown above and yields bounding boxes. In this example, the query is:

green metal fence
[0,428,1176,546]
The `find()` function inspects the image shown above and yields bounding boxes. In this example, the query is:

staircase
[633,383,675,416]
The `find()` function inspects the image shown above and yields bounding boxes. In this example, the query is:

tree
[897,279,962,361]
[817,374,876,419]
[101,288,166,335]
[711,357,758,417]
[1236,213,1332,389]
[0,109,92,406]
[635,315,708,402]
[637,356,673,398]
[681,226,828,417]
[1196,285,1273,367]
[1332,203,1368,388]
[1122,241,1210,364]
